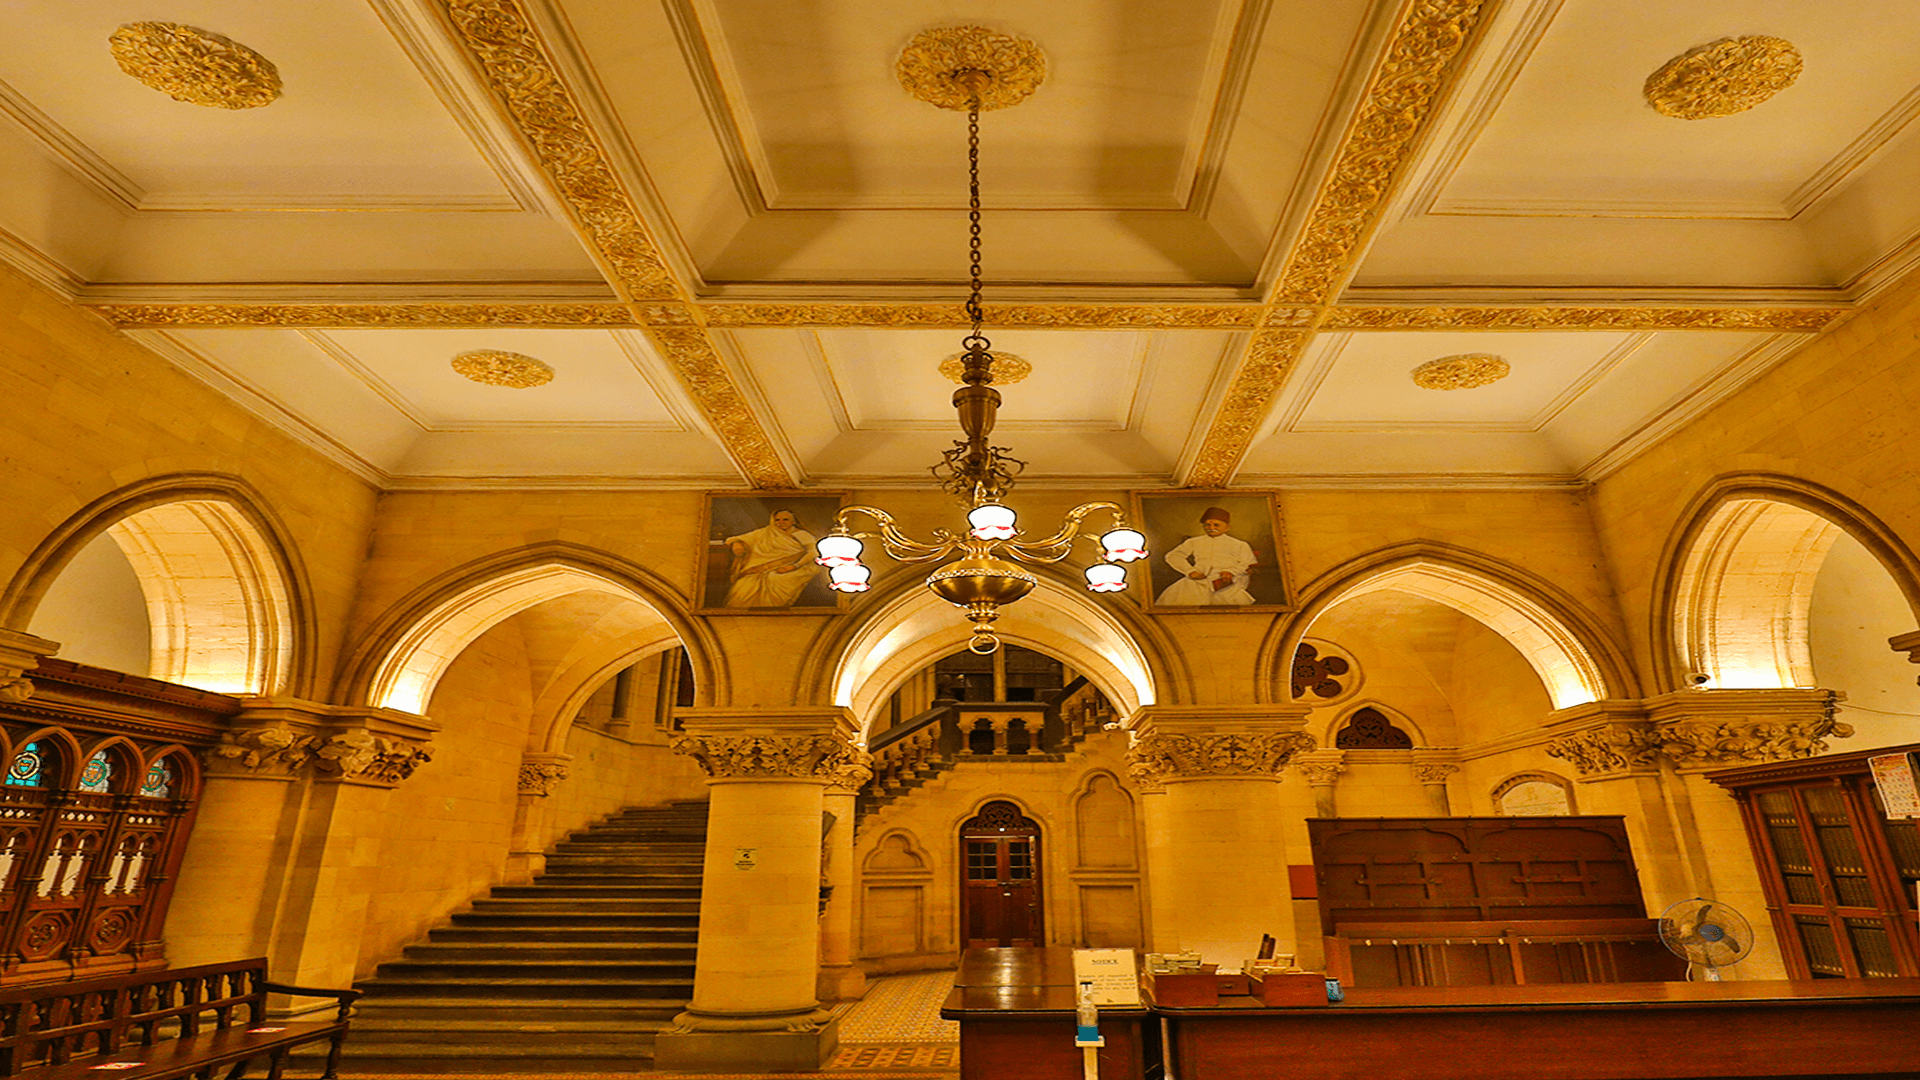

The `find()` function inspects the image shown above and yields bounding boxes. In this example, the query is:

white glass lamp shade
[827,562,872,593]
[815,532,864,567]
[968,503,1018,540]
[1099,527,1148,563]
[1084,562,1127,593]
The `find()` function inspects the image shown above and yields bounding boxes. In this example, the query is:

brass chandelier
[812,27,1148,655]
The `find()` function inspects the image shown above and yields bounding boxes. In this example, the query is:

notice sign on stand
[1072,948,1142,1006]
[1870,752,1920,819]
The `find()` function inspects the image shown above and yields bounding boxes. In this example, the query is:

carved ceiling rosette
[1544,722,1660,779]
[1127,731,1317,784]
[1656,717,1854,770]
[672,732,868,781]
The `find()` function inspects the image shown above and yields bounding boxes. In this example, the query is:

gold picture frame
[1131,490,1292,612]
[695,492,851,613]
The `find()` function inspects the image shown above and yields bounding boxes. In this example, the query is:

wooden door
[1749,780,1918,977]
[961,802,1042,947]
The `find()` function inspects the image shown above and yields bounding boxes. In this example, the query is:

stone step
[324,1042,656,1074]
[374,959,695,981]
[489,884,701,899]
[428,925,699,943]
[401,941,696,962]
[345,998,682,1023]
[356,977,692,1000]
[463,899,700,916]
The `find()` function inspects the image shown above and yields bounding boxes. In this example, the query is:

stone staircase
[330,800,708,1073]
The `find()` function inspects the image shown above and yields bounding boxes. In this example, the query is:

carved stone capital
[1545,721,1661,778]
[673,732,866,781]
[822,754,874,795]
[1645,688,1848,770]
[518,753,572,796]
[212,699,438,786]
[1127,731,1317,784]
[1293,748,1347,787]
[0,629,58,704]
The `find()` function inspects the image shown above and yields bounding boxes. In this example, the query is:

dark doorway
[960,800,1044,947]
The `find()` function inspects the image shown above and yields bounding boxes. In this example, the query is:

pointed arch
[2,475,312,696]
[534,630,685,754]
[338,542,721,716]
[1653,474,1920,693]
[798,564,1178,740]
[1265,543,1633,710]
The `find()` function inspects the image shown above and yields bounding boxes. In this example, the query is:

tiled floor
[835,971,961,1044]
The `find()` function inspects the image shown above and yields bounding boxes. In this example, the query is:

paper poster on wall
[1071,948,1141,1006]
[1869,752,1920,819]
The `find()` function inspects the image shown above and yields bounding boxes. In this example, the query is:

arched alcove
[10,478,307,696]
[816,571,1166,740]
[1271,548,1626,711]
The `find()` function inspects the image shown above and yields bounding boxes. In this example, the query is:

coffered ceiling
[1,0,1908,490]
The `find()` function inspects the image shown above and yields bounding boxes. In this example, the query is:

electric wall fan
[1659,897,1754,980]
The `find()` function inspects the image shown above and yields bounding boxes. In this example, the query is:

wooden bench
[0,958,358,1080]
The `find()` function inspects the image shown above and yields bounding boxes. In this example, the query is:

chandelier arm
[832,505,962,563]
[1000,501,1129,558]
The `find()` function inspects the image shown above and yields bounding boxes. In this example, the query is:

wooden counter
[1158,978,1920,1080]
[940,947,1153,1080]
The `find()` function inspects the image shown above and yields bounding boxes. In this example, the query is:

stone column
[1409,750,1460,816]
[990,716,1011,755]
[655,707,866,1072]
[505,752,572,884]
[1126,705,1313,966]
[817,757,872,1003]
[166,700,436,998]
[1293,749,1346,819]
[1127,763,1178,953]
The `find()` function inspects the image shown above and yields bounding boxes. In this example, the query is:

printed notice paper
[1072,948,1141,1006]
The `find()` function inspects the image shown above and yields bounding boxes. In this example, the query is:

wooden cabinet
[1709,746,1920,978]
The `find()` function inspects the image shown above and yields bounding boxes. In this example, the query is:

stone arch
[3,475,311,696]
[535,630,685,754]
[1655,474,1920,693]
[801,564,1180,741]
[1492,771,1576,816]
[338,543,721,716]
[1265,543,1632,710]
[1071,771,1137,870]
[1328,702,1422,748]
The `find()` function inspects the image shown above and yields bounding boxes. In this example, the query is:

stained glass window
[141,759,173,799]
[79,752,112,793]
[5,743,41,787]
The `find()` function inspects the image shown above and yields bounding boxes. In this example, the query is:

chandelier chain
[966,97,983,335]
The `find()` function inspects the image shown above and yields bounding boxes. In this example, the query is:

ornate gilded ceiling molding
[87,302,635,329]
[1644,36,1802,121]
[1324,305,1848,332]
[1268,0,1490,306]
[697,302,1259,329]
[439,0,680,301]
[1184,327,1312,488]
[108,23,282,110]
[896,26,1046,112]
[646,326,794,488]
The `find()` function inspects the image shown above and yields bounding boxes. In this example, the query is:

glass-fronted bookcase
[1709,744,1920,978]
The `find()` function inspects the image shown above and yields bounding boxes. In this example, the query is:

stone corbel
[215,699,439,786]
[1542,701,1660,781]
[518,753,573,796]
[671,706,863,782]
[1125,704,1316,785]
[0,629,58,704]
[1643,688,1849,772]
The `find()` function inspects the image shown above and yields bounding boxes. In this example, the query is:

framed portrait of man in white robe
[1132,491,1291,612]
[696,493,849,613]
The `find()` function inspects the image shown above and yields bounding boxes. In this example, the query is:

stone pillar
[505,752,572,884]
[1409,750,1460,816]
[166,700,436,998]
[1293,749,1346,819]
[817,756,872,1003]
[1127,764,1179,953]
[990,716,1011,755]
[1126,705,1313,966]
[0,628,58,703]
[655,708,866,1072]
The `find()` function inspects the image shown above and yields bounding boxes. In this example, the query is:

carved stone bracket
[822,756,874,795]
[0,629,58,704]
[211,699,439,787]
[1128,731,1317,784]
[518,753,573,796]
[673,732,868,781]
[1545,721,1662,779]
[1546,690,1850,778]
[1412,763,1461,785]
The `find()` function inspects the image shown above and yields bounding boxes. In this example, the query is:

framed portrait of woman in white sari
[696,492,850,613]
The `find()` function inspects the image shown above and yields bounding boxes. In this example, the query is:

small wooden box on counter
[1255,971,1331,1007]
[1143,964,1220,1006]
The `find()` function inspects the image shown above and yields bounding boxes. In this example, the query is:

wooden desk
[1158,979,1920,1080]
[940,947,1152,1080]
